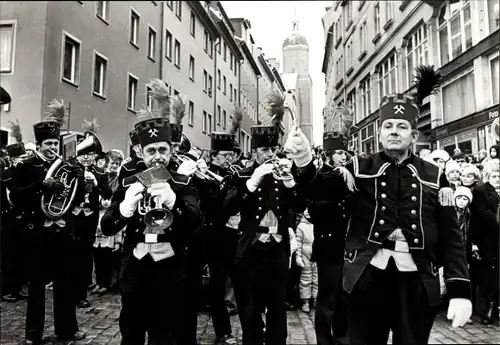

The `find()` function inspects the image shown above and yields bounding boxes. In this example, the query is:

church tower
[282,18,314,144]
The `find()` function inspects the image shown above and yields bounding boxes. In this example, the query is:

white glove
[246,163,274,192]
[196,159,208,173]
[119,182,145,218]
[284,128,312,167]
[148,182,177,210]
[177,159,197,176]
[85,170,98,187]
[447,298,472,328]
[296,257,305,268]
[278,158,296,188]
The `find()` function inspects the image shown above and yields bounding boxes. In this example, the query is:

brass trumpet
[173,154,224,182]
[263,158,293,181]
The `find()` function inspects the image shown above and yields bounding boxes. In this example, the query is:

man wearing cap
[222,122,305,345]
[286,86,473,343]
[101,116,202,345]
[306,131,354,345]
[8,115,86,344]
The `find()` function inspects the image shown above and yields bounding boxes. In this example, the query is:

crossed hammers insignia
[394,105,405,115]
[149,128,158,138]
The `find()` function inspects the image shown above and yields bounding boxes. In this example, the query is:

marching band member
[223,95,306,345]
[101,85,202,345]
[1,121,29,302]
[9,99,86,344]
[306,110,354,345]
[286,66,472,344]
[72,118,112,308]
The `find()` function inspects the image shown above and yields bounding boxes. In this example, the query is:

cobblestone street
[1,292,499,345]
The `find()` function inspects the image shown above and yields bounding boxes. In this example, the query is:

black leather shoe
[77,299,90,308]
[23,340,41,345]
[2,294,17,302]
[43,330,86,342]
[18,291,29,299]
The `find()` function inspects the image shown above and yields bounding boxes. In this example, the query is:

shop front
[430,104,499,156]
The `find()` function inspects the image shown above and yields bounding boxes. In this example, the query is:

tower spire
[292,4,299,32]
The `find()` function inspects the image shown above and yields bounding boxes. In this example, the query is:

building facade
[321,0,499,156]
[0,1,285,155]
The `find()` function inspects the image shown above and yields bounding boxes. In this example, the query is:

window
[223,76,227,94]
[218,41,221,54]
[333,21,340,43]
[203,70,208,92]
[230,52,233,70]
[347,90,357,124]
[207,113,212,134]
[96,1,109,21]
[374,3,381,34]
[165,30,172,60]
[148,27,156,60]
[378,53,398,101]
[385,1,394,22]
[188,101,194,126]
[490,55,499,105]
[234,89,237,103]
[174,40,180,68]
[335,55,344,81]
[189,55,195,81]
[405,24,429,89]
[130,8,139,46]
[346,39,353,70]
[127,74,138,111]
[202,110,207,133]
[203,30,208,52]
[174,1,182,19]
[190,11,196,36]
[223,110,227,129]
[0,23,15,73]
[62,32,81,84]
[230,84,233,101]
[217,69,221,89]
[361,123,375,154]
[437,0,473,66]
[209,37,214,58]
[174,89,179,96]
[208,75,213,97]
[442,71,475,123]
[166,1,173,10]
[487,0,500,33]
[234,58,238,76]
[344,0,352,30]
[359,76,371,120]
[93,52,107,97]
[146,86,153,110]
[223,42,227,61]
[359,21,367,53]
[217,105,221,125]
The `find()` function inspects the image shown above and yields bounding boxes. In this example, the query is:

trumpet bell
[144,208,174,231]
[77,131,102,156]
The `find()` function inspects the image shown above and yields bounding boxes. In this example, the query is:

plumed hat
[170,94,187,143]
[323,103,353,151]
[251,90,285,148]
[33,98,67,144]
[5,120,25,158]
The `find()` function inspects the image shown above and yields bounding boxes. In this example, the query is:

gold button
[411,196,417,201]
[258,197,262,201]
[381,182,387,187]
[411,224,417,230]
[383,172,387,176]
[381,206,386,211]
[274,180,278,184]
[328,233,332,237]
[256,216,259,219]
[258,207,262,210]
[275,188,279,192]
[411,210,416,215]
[414,238,419,244]
[258,188,262,192]
[379,219,385,225]
[381,193,387,198]
[374,232,379,238]
[411,183,417,188]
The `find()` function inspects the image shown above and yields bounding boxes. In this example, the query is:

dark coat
[294,151,471,307]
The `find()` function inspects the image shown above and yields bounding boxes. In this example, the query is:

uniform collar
[381,149,416,166]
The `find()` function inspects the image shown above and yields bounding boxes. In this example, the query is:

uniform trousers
[25,223,79,342]
[208,226,238,338]
[233,239,289,345]
[93,246,113,288]
[1,212,28,296]
[119,254,188,345]
[73,212,98,302]
[340,257,438,345]
[314,261,343,345]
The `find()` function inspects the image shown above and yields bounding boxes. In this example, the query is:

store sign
[488,109,499,120]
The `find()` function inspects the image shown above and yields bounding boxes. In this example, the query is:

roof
[282,21,308,49]
[235,37,261,77]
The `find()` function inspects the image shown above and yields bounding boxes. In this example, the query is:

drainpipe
[238,59,243,144]
[214,38,221,131]
[159,2,164,79]
[256,75,261,125]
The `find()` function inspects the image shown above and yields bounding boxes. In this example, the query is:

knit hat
[461,164,480,179]
[430,149,450,163]
[454,186,472,203]
[445,160,461,175]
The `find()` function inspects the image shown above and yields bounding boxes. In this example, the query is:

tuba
[41,131,102,220]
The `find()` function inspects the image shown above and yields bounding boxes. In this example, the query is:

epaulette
[235,166,254,179]
[122,158,144,172]
[438,187,454,207]
[168,170,191,186]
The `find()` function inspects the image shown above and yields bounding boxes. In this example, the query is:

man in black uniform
[307,130,353,345]
[223,122,305,345]
[101,116,202,345]
[287,67,473,344]
[9,107,86,344]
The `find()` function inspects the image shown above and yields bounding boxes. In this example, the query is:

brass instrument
[41,131,102,220]
[174,154,224,183]
[228,164,242,174]
[263,158,293,181]
[133,165,174,231]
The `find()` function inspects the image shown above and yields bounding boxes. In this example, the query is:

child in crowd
[295,209,318,313]
[446,160,462,190]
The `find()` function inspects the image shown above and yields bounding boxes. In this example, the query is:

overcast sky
[222,1,330,145]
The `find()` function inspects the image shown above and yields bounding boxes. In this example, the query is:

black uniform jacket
[294,151,471,306]
[223,162,306,259]
[302,163,352,263]
[7,153,85,225]
[100,161,202,278]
